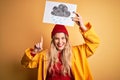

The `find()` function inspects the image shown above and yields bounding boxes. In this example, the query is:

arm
[72,12,100,57]
[21,48,40,68]
[21,37,43,68]
[82,23,100,57]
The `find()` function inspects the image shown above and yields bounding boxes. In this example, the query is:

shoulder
[71,44,85,56]
[72,44,84,51]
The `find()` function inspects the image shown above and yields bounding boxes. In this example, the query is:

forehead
[54,33,65,37]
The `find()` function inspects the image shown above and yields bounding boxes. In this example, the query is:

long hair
[47,35,72,76]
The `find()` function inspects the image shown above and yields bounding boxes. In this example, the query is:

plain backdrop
[0,0,120,80]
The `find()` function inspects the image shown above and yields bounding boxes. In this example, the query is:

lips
[57,45,63,47]
[57,44,65,50]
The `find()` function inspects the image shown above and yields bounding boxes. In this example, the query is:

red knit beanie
[51,24,69,38]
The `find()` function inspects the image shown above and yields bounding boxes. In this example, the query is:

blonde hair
[47,35,72,76]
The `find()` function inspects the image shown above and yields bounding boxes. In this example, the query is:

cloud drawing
[51,4,71,17]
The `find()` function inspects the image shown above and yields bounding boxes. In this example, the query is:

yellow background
[0,0,120,80]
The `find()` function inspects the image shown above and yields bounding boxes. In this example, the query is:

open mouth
[57,44,64,47]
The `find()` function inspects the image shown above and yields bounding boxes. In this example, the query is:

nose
[58,39,62,44]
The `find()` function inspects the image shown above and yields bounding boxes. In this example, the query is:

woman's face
[53,33,67,51]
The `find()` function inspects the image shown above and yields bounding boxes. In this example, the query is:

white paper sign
[43,1,77,26]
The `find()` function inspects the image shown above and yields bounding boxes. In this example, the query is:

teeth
[58,46,62,47]
[58,45,62,47]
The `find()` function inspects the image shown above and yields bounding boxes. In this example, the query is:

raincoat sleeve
[82,22,100,57]
[71,23,100,80]
[21,48,42,68]
[76,22,100,57]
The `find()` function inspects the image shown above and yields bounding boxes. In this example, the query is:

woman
[21,12,100,80]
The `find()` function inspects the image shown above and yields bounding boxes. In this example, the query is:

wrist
[79,25,87,32]
[34,48,39,53]
[30,50,36,57]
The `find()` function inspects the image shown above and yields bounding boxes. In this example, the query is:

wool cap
[51,24,69,38]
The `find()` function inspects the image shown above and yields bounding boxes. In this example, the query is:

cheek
[54,40,58,45]
[63,39,67,44]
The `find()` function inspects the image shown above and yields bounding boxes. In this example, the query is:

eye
[61,37,66,40]
[54,37,59,40]
[62,37,64,39]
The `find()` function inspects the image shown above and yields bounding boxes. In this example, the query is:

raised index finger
[40,36,43,44]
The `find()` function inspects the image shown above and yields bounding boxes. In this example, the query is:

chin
[57,47,64,51]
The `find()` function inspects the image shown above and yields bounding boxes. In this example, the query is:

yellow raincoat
[21,23,100,80]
